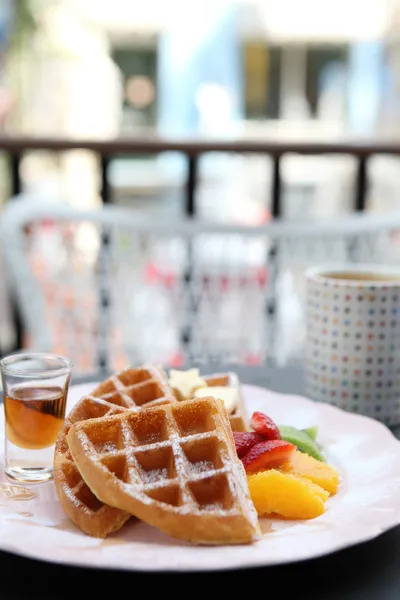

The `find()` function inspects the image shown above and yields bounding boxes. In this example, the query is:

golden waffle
[203,372,248,432]
[68,397,261,545]
[54,365,176,538]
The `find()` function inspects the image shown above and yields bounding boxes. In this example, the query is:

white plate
[1,383,400,571]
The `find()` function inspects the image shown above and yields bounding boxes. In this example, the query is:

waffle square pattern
[54,365,176,538]
[68,397,261,544]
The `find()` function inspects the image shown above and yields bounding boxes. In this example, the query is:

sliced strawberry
[233,431,265,458]
[250,411,281,440]
[242,439,296,473]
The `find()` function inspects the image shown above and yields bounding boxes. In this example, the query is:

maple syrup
[4,386,67,450]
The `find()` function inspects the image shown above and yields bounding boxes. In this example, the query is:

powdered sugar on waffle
[91,365,175,410]
[54,365,176,537]
[69,398,260,528]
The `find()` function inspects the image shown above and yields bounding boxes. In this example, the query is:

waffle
[67,397,261,545]
[203,372,248,432]
[54,365,176,538]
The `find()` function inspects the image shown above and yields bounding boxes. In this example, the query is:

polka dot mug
[306,265,400,425]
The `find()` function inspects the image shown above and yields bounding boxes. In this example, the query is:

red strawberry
[242,439,296,473]
[233,431,265,458]
[250,411,281,440]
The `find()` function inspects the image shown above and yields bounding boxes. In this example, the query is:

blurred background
[1,0,400,215]
[1,0,400,371]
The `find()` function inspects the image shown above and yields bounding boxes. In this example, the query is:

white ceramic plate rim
[1,382,400,572]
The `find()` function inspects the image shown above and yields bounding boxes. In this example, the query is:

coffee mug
[305,265,400,425]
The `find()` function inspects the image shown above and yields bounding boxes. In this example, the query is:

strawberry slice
[250,411,281,440]
[233,431,265,458]
[242,439,296,473]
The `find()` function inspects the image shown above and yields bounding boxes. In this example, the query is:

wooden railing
[3,136,400,217]
[2,135,400,353]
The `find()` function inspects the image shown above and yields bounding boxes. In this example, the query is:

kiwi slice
[279,425,325,462]
[302,426,318,441]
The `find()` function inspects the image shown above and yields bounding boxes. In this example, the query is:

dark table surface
[1,364,400,600]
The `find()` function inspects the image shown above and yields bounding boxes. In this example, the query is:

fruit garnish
[278,425,325,462]
[242,439,296,473]
[250,412,281,440]
[168,368,207,402]
[247,470,328,519]
[280,450,339,495]
[302,426,318,441]
[233,431,265,458]
[194,386,238,414]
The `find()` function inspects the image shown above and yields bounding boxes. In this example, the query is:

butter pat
[194,386,238,415]
[169,369,207,402]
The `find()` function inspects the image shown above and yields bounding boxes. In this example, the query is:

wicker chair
[1,196,399,374]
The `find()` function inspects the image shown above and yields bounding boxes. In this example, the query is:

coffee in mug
[320,272,400,282]
[306,265,400,425]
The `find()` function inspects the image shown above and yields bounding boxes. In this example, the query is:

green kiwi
[302,426,318,441]
[279,425,325,462]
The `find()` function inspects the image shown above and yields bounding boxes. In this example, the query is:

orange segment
[281,450,339,495]
[247,469,327,519]
[295,476,329,502]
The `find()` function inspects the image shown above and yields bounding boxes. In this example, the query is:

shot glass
[1,352,73,483]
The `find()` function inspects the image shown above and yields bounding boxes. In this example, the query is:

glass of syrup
[0,353,73,483]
